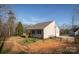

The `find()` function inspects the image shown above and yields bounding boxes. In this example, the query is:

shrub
[21,38,38,45]
[15,22,24,36]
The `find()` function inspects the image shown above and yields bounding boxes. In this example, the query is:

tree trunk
[0,37,6,53]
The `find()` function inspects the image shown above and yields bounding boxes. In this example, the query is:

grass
[1,47,11,54]
[21,38,39,45]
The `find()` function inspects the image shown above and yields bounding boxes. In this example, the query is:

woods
[0,5,24,53]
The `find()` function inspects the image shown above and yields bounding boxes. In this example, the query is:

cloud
[17,16,53,25]
[29,16,50,22]
[29,16,38,21]
[17,17,25,22]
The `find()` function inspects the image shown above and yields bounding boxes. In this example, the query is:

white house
[75,29,79,36]
[69,27,79,36]
[26,21,60,39]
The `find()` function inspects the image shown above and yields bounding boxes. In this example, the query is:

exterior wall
[43,21,60,39]
[29,30,43,38]
[75,30,79,36]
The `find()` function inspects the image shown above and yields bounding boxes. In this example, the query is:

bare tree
[72,5,79,43]
[7,10,16,36]
[0,16,2,37]
[72,5,79,27]
[0,5,16,53]
[0,23,9,53]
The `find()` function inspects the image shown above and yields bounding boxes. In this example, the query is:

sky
[10,4,76,26]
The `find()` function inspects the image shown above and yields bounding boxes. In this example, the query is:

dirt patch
[1,36,28,53]
[25,40,67,53]
[1,37,78,54]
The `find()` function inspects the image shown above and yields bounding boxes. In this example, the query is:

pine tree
[15,22,24,36]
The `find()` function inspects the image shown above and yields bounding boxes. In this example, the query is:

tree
[0,5,16,53]
[72,5,79,27]
[15,22,24,36]
[7,10,16,36]
[0,17,2,37]
[72,5,79,43]
[0,23,10,53]
[0,5,16,36]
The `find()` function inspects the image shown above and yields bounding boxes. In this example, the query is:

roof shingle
[26,21,53,30]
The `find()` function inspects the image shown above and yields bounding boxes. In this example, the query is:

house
[26,21,60,39]
[75,29,79,36]
[69,26,79,36]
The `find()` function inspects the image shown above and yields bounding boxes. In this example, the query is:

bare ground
[1,36,78,54]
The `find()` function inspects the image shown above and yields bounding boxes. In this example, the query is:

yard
[1,36,79,54]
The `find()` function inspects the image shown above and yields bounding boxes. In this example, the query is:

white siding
[43,21,60,39]
[75,30,79,36]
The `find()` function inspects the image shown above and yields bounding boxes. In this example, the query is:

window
[32,30,35,34]
[37,30,41,34]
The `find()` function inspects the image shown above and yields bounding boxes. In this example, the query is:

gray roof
[26,21,53,30]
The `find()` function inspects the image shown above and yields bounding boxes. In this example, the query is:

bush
[26,38,38,43]
[15,22,24,36]
[21,38,38,45]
